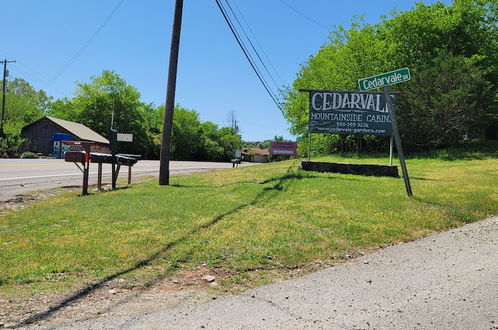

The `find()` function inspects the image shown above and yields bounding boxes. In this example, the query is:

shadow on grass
[171,171,361,190]
[16,161,306,327]
[410,177,438,181]
[170,180,260,189]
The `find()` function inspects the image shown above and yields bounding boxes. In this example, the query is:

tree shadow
[16,161,306,327]
[170,180,260,189]
[410,176,438,181]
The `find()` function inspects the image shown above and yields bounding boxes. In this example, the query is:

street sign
[117,133,133,142]
[358,68,410,92]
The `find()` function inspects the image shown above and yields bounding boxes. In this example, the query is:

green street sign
[358,68,411,91]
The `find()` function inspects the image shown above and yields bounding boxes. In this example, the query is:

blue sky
[1,0,449,141]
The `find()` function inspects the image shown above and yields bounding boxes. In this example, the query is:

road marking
[0,163,71,167]
[0,168,227,182]
[0,173,82,181]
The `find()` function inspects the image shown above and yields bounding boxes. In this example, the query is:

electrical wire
[231,0,285,85]
[215,0,285,116]
[277,0,330,31]
[16,62,73,95]
[48,0,126,84]
[224,0,280,91]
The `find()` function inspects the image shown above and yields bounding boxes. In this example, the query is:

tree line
[282,0,498,154]
[0,70,242,160]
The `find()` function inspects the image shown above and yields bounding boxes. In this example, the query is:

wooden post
[97,163,102,190]
[128,166,132,185]
[389,136,393,166]
[159,0,184,186]
[384,87,412,197]
[308,131,311,161]
[81,143,92,196]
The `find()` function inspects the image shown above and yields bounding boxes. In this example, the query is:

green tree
[46,97,75,121]
[170,106,202,160]
[397,53,493,150]
[0,78,49,157]
[71,70,152,156]
[282,0,498,153]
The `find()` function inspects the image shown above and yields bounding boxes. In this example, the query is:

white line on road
[0,168,220,182]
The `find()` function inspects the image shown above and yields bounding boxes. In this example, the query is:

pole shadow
[16,161,307,327]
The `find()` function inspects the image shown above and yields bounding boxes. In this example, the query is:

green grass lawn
[1,142,498,296]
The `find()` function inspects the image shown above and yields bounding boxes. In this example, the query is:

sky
[1,0,450,141]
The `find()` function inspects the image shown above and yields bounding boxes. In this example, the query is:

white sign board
[117,133,133,142]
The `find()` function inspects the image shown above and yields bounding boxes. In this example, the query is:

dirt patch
[0,252,382,329]
[0,176,156,215]
[0,191,61,215]
[0,265,239,328]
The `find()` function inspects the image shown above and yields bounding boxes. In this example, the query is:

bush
[20,151,39,159]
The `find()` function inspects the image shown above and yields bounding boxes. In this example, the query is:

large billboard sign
[308,90,395,136]
[269,141,297,156]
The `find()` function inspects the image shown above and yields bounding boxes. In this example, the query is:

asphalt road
[34,216,498,330]
[0,159,240,201]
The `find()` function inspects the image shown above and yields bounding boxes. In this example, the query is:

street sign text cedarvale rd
[358,68,411,91]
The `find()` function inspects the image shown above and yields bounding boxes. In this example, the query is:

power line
[214,0,284,116]
[218,0,267,93]
[231,0,285,85]
[224,0,280,91]
[16,62,73,95]
[277,0,330,31]
[48,0,126,84]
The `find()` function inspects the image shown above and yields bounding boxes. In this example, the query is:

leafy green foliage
[0,78,49,157]
[20,151,38,159]
[166,106,242,161]
[40,71,243,160]
[283,0,498,153]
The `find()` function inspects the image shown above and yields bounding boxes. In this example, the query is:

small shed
[21,116,110,156]
[241,148,270,163]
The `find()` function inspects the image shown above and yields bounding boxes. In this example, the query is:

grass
[1,142,498,297]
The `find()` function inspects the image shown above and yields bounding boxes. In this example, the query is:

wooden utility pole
[159,0,184,185]
[0,59,16,138]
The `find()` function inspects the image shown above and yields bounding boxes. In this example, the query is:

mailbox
[116,155,138,166]
[64,151,86,163]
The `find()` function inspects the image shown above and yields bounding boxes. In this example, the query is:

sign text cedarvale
[308,90,395,136]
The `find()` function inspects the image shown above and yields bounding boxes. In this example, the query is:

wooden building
[241,147,270,163]
[21,116,110,156]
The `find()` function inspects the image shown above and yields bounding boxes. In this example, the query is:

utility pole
[159,0,184,185]
[0,59,16,138]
